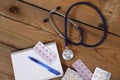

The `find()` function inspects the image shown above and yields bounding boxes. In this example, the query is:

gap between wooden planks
[0,0,120,37]
[22,0,120,36]
[0,0,120,80]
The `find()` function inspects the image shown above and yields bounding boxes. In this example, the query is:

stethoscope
[44,2,107,61]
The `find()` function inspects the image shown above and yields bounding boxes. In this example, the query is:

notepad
[11,42,63,80]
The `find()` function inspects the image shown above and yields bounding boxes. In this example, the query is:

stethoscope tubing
[64,2,107,47]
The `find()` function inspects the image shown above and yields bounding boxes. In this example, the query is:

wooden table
[0,0,120,80]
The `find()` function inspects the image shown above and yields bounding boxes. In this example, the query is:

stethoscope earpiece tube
[64,2,107,47]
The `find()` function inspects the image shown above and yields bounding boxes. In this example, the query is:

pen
[28,56,60,75]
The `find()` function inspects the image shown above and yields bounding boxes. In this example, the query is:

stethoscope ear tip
[43,18,49,23]
[56,6,61,11]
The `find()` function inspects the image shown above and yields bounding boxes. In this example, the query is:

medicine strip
[33,42,57,64]
[91,67,111,80]
[72,59,93,80]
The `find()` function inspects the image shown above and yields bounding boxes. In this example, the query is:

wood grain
[0,72,14,80]
[0,0,120,36]
[0,43,15,80]
[0,0,120,80]
[23,0,120,36]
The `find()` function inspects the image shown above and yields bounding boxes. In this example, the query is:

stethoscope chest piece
[62,48,74,60]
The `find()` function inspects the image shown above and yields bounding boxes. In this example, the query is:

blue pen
[28,56,60,75]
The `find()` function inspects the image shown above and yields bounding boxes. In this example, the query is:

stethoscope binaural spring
[44,2,107,61]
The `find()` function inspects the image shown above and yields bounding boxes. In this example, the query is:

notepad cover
[11,42,63,80]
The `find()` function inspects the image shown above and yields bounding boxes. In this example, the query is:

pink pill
[73,63,77,67]
[78,60,81,63]
[77,67,80,70]
[81,64,84,67]
[46,56,48,59]
[39,50,41,52]
[39,43,41,45]
[49,53,52,55]
[35,46,38,49]
[87,71,91,74]
[42,46,45,49]
[49,59,52,62]
[53,55,56,58]
[45,49,48,52]
[81,71,84,74]
[42,53,45,56]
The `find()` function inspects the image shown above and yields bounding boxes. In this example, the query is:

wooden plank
[103,0,120,35]
[0,0,120,36]
[0,14,60,49]
[0,0,56,34]
[0,43,15,80]
[0,27,35,49]
[0,10,120,80]
[0,72,14,80]
[23,0,107,12]
[22,0,120,35]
